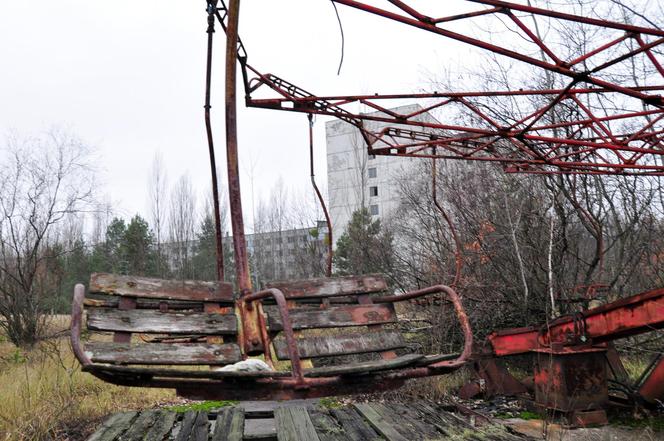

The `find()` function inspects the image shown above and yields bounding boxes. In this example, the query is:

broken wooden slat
[274,406,321,441]
[190,411,209,441]
[353,403,408,441]
[121,410,161,441]
[308,410,348,441]
[329,408,381,441]
[87,411,138,441]
[379,403,440,440]
[144,411,178,441]
[267,274,388,299]
[267,303,397,331]
[411,403,470,438]
[85,342,242,365]
[305,353,423,377]
[212,407,245,441]
[273,331,406,360]
[90,272,234,302]
[175,411,197,441]
[87,309,237,334]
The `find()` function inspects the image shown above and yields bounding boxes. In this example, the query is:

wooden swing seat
[71,272,471,400]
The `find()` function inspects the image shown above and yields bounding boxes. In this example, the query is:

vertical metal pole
[308,114,333,277]
[224,0,263,355]
[224,0,250,293]
[204,0,225,282]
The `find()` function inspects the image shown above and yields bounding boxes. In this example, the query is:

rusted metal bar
[70,284,91,366]
[224,0,263,355]
[224,0,249,293]
[204,0,225,282]
[243,288,305,385]
[308,114,333,277]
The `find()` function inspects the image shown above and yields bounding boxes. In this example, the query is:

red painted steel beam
[488,287,664,356]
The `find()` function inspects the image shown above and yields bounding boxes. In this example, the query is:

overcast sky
[0,1,491,230]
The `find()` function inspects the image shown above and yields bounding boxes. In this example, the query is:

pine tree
[333,208,394,276]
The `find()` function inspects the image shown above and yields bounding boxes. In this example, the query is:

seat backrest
[265,275,407,362]
[83,273,241,366]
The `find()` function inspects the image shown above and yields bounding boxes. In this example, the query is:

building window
[370,186,378,197]
[368,167,377,178]
[370,204,379,216]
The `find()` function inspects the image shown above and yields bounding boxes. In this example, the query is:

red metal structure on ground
[460,287,664,424]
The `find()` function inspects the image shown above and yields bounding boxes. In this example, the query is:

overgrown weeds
[0,319,174,441]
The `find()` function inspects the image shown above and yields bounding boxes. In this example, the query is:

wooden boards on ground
[86,401,527,441]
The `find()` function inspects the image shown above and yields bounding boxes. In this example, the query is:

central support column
[224,0,263,355]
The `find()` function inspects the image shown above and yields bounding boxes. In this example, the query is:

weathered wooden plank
[88,309,237,334]
[87,411,138,441]
[175,411,198,441]
[90,272,234,302]
[411,403,470,438]
[86,296,205,311]
[268,303,396,331]
[243,418,276,440]
[212,407,244,441]
[353,404,408,441]
[273,332,405,360]
[379,404,440,440]
[329,408,382,441]
[275,406,321,441]
[267,274,388,299]
[85,342,242,365]
[190,411,209,441]
[305,354,423,378]
[145,410,178,441]
[308,410,348,441]
[121,410,161,441]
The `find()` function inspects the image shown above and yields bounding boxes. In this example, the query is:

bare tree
[168,174,197,280]
[0,129,96,347]
[148,151,168,276]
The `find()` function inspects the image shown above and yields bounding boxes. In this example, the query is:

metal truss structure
[233,0,664,175]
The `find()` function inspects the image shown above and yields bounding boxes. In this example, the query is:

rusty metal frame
[234,0,663,175]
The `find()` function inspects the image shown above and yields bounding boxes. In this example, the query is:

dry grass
[0,316,175,441]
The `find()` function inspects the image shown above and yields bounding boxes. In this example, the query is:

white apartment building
[326,104,440,245]
[247,220,329,283]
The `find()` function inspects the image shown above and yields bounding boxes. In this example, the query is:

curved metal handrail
[374,284,473,369]
[70,284,92,366]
